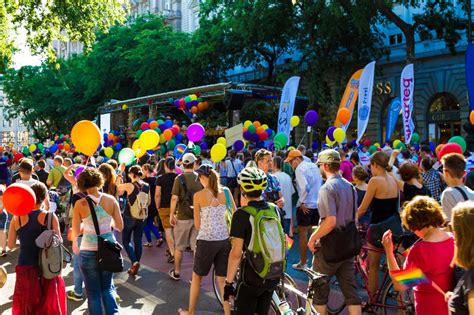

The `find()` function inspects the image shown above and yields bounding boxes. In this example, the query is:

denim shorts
[0,210,7,230]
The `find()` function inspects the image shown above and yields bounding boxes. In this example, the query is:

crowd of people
[0,137,473,315]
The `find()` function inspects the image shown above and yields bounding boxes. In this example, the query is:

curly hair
[77,167,104,191]
[401,196,446,231]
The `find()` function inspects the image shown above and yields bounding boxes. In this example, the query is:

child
[0,185,6,257]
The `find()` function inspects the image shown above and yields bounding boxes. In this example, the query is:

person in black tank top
[357,151,402,300]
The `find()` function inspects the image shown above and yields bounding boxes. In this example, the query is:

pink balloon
[438,142,463,160]
[186,123,205,142]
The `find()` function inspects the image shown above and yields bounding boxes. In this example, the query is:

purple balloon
[233,140,244,152]
[243,130,251,140]
[186,123,205,142]
[327,126,336,141]
[268,140,275,151]
[185,102,193,110]
[200,142,209,150]
[174,100,180,107]
[159,124,166,132]
[250,133,260,143]
[304,110,318,126]
[312,140,319,150]
[75,166,85,180]
[266,129,273,138]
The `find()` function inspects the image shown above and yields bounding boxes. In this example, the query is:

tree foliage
[0,0,128,67]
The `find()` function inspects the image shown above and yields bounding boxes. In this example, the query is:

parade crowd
[0,139,473,315]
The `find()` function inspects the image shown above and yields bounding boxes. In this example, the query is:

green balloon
[157,119,164,125]
[274,132,288,149]
[154,127,162,135]
[368,145,377,154]
[396,142,406,150]
[167,139,176,150]
[411,132,420,143]
[136,130,143,138]
[248,125,256,134]
[118,148,135,166]
[38,143,44,150]
[159,145,166,155]
[448,136,466,152]
[192,145,202,156]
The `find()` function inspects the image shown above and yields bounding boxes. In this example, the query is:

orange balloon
[191,106,198,114]
[149,121,158,129]
[107,133,114,141]
[256,126,265,134]
[163,129,173,141]
[203,101,209,110]
[198,102,205,111]
[337,108,351,125]
[0,147,3,153]
[253,121,261,128]
[64,143,71,152]
[470,110,474,125]
[436,144,444,157]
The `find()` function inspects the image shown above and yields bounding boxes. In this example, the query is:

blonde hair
[208,169,221,197]
[452,201,474,269]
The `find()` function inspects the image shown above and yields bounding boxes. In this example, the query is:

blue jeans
[122,216,146,263]
[74,236,84,295]
[143,215,161,243]
[79,250,118,315]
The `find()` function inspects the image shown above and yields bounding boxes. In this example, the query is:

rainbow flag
[285,235,294,250]
[390,266,430,289]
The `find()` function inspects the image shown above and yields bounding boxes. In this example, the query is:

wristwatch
[225,280,234,285]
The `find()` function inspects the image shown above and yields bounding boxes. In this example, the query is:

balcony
[156,8,181,20]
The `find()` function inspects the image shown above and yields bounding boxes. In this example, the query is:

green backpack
[241,204,286,280]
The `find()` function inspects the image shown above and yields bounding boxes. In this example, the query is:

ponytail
[208,169,221,197]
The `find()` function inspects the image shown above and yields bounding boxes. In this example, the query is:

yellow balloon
[190,94,198,101]
[333,128,345,143]
[210,143,227,162]
[139,129,159,150]
[326,136,336,146]
[290,116,300,127]
[122,104,128,110]
[217,137,227,147]
[132,139,140,151]
[29,144,36,153]
[374,143,380,148]
[159,134,166,144]
[288,146,295,151]
[135,147,146,158]
[393,139,401,148]
[104,147,113,158]
[244,120,252,129]
[261,124,269,130]
[71,120,101,156]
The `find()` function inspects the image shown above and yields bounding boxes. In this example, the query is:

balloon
[190,94,198,101]
[374,143,380,148]
[217,137,227,146]
[74,166,85,179]
[186,123,205,142]
[164,119,173,129]
[147,118,155,124]
[395,142,406,150]
[393,139,401,148]
[333,128,345,143]
[197,102,206,111]
[174,144,187,158]
[71,120,101,156]
[139,130,160,150]
[261,124,269,130]
[273,132,289,149]
[438,143,463,160]
[200,142,208,151]
[29,144,36,153]
[118,148,135,166]
[325,136,335,146]
[304,110,318,126]
[4,183,36,216]
[233,140,245,152]
[250,133,260,143]
[243,131,251,140]
[312,141,319,150]
[256,126,265,134]
[38,143,44,150]
[49,144,58,153]
[107,133,114,141]
[290,116,300,127]
[448,136,467,152]
[327,126,337,141]
[435,144,444,157]
[259,131,268,141]
[411,132,420,143]
[14,153,23,162]
[115,143,122,151]
[167,139,176,150]
[140,122,150,131]
[248,125,256,134]
[210,143,227,162]
[368,145,377,154]
[192,145,201,156]
[163,129,173,141]
[471,110,474,125]
[244,120,252,128]
[104,147,113,158]
[337,108,351,125]
[149,121,158,129]
[253,121,261,128]
[122,104,128,110]
[159,134,166,144]
[191,106,198,114]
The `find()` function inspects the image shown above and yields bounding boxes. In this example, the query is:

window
[389,33,403,45]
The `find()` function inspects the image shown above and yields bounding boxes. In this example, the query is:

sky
[11,28,43,69]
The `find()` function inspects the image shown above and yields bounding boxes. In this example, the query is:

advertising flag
[334,69,363,131]
[401,64,415,143]
[466,43,474,111]
[385,97,401,141]
[277,76,300,136]
[356,61,376,144]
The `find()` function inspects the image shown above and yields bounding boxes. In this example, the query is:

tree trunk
[404,27,415,64]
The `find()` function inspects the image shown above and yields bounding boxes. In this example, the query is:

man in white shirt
[272,156,295,236]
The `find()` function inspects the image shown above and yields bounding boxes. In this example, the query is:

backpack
[35,213,70,279]
[128,182,150,220]
[177,174,200,217]
[241,204,285,280]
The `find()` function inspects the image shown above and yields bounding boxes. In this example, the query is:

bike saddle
[303,268,329,284]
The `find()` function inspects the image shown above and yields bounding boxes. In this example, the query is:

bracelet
[225,280,234,285]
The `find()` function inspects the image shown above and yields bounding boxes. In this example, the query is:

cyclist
[223,166,283,315]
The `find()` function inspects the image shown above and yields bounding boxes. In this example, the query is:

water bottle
[278,301,292,314]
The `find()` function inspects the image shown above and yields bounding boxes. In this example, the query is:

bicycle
[326,234,415,315]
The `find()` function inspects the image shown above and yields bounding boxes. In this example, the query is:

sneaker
[156,239,164,247]
[292,262,306,271]
[67,290,84,302]
[128,262,140,276]
[167,255,175,264]
[143,243,152,247]
[169,269,180,281]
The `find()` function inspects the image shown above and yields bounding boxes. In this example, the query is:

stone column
[127,110,137,147]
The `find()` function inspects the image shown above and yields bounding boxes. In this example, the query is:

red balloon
[171,126,180,136]
[4,183,36,216]
[438,143,463,160]
[259,131,269,141]
[14,153,23,162]
[141,122,149,131]
[58,144,63,150]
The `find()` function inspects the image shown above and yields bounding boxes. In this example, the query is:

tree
[0,0,127,66]
[199,0,297,83]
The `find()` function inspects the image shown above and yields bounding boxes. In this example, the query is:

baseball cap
[317,149,341,164]
[195,164,213,176]
[182,153,196,165]
[284,149,303,163]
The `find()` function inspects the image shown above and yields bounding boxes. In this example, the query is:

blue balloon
[200,142,208,150]
[114,130,120,136]
[164,119,173,128]
[175,133,183,143]
[233,140,244,152]
[266,129,273,138]
[147,150,155,154]
[115,143,122,151]
[50,144,58,153]
[147,118,155,124]
[429,141,435,152]
[257,141,265,148]
[312,141,319,150]
[159,124,166,132]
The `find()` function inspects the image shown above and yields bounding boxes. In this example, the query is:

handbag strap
[230,160,237,177]
[85,197,101,237]
[351,187,356,221]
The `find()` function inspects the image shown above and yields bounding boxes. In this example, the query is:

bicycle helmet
[237,166,268,192]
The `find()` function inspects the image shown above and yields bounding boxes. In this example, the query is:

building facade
[0,76,32,148]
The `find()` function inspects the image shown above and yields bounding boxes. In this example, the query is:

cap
[284,149,303,163]
[195,164,213,177]
[182,153,196,165]
[317,149,341,164]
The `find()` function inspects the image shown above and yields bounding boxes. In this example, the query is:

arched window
[427,93,461,144]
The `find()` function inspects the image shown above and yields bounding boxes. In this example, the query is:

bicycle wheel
[278,273,305,311]
[326,276,346,314]
[212,267,223,306]
[269,299,280,315]
[381,282,415,315]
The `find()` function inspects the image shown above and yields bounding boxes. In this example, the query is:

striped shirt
[80,194,116,251]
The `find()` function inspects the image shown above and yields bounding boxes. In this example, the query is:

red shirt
[404,236,455,315]
[340,160,353,182]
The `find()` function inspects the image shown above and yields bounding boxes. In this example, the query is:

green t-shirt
[47,165,66,188]
[171,172,203,220]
